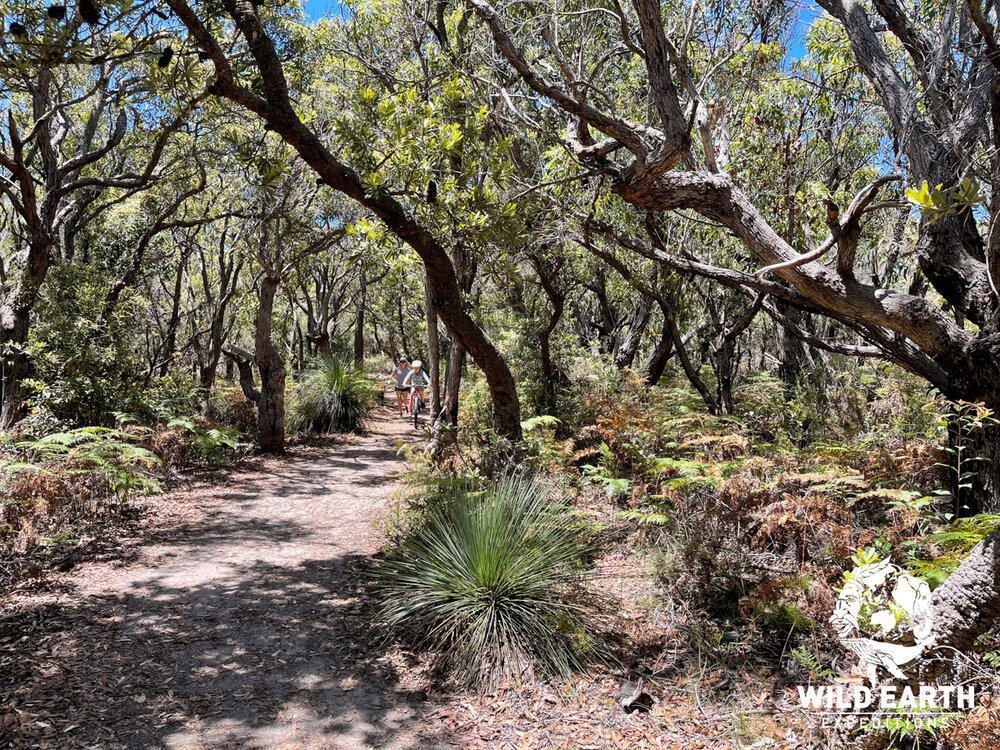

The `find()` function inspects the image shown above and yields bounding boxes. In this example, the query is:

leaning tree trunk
[255,275,286,454]
[921,521,1000,664]
[643,320,674,386]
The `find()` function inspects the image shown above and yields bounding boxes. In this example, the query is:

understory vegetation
[287,357,377,435]
[375,473,598,688]
[372,360,1000,747]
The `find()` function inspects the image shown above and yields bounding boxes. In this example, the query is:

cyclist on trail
[403,359,432,416]
[388,356,412,417]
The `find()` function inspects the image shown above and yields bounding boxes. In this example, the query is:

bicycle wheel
[413,397,420,429]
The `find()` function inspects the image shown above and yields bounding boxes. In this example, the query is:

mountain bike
[412,386,424,429]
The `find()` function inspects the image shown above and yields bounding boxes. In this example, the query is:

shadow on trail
[1,422,449,750]
[2,547,449,749]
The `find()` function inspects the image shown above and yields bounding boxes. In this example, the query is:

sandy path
[1,408,455,750]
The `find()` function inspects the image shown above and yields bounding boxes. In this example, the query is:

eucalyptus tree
[185,215,247,389]
[292,250,358,359]
[220,149,344,453]
[0,1,207,426]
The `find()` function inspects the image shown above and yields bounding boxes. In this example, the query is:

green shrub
[2,426,163,501]
[287,357,376,434]
[164,417,243,467]
[140,376,204,422]
[374,473,599,687]
[25,263,146,429]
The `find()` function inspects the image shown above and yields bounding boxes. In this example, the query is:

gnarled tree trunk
[614,293,654,370]
[643,304,675,386]
[0,238,52,428]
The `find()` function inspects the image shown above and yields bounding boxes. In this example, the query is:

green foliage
[905,179,984,225]
[520,415,562,432]
[616,503,674,527]
[25,264,146,430]
[2,427,162,498]
[932,514,1000,551]
[582,443,633,500]
[165,417,242,467]
[788,646,834,679]
[904,514,1000,588]
[930,398,999,517]
[287,357,377,434]
[519,415,574,471]
[374,473,598,687]
[141,376,205,423]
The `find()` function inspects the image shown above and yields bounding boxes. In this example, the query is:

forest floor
[2,404,806,750]
[1,406,457,750]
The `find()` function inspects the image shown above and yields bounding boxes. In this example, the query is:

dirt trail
[1,407,455,750]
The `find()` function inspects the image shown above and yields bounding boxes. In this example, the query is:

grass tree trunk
[255,275,286,454]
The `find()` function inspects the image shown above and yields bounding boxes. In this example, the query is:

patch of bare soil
[1,407,454,750]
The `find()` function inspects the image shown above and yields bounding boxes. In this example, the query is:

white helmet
[412,360,423,368]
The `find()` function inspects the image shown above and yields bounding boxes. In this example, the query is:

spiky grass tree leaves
[287,356,376,434]
[374,474,600,688]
